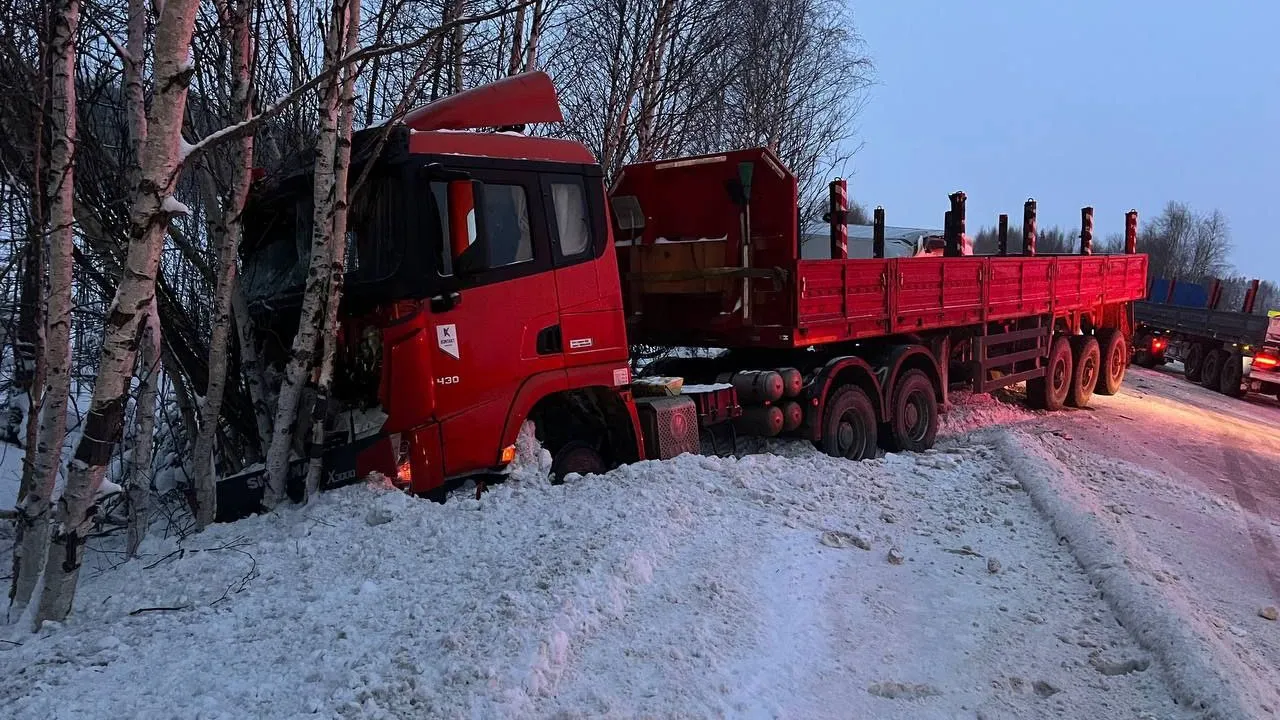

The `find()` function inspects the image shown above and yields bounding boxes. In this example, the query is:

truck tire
[1095,329,1127,396]
[550,441,606,484]
[1066,336,1101,408]
[882,369,938,453]
[1183,343,1205,381]
[1218,354,1245,398]
[1027,335,1073,411]
[818,384,878,461]
[1200,350,1224,390]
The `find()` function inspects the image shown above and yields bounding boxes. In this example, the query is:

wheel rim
[1109,344,1124,380]
[1081,355,1098,390]
[903,392,929,443]
[1052,356,1068,391]
[836,413,860,456]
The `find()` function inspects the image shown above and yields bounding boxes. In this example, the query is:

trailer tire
[1027,335,1073,411]
[1066,336,1101,408]
[818,385,878,461]
[1183,343,1205,381]
[1200,350,1224,390]
[883,369,938,453]
[1095,329,1127,396]
[1218,354,1245,398]
[549,441,606,484]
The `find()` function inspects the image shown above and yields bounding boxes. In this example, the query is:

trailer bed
[1134,301,1270,347]
[613,147,1148,350]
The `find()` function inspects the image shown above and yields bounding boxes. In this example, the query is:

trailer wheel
[1094,329,1127,396]
[819,385,878,461]
[1183,343,1205,381]
[1027,335,1073,411]
[549,441,606,484]
[1218,354,1245,398]
[883,369,938,453]
[1066,336,1101,408]
[1200,350,1224,390]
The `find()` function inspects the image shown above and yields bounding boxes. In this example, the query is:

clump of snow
[939,389,1036,438]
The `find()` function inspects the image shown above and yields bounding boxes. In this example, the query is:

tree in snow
[34,0,205,625]
[9,0,78,616]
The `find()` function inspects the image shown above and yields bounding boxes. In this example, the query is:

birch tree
[262,0,358,507]
[10,0,77,616]
[191,0,258,529]
[125,299,160,556]
[34,0,204,625]
[303,0,362,500]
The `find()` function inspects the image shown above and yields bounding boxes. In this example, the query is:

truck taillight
[1254,353,1278,370]
[1151,337,1167,352]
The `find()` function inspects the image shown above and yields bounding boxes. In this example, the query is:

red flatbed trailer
[232,73,1150,516]
[612,148,1148,457]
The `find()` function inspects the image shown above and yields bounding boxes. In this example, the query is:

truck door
[540,171,629,369]
[424,169,564,477]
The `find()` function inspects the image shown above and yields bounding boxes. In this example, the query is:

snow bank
[991,429,1272,720]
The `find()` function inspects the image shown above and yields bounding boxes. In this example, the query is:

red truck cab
[241,73,642,498]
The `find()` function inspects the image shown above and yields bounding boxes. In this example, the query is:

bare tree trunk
[231,282,272,451]
[507,4,525,75]
[304,0,361,500]
[125,299,160,556]
[450,0,466,92]
[523,0,543,71]
[192,0,256,530]
[35,0,202,626]
[10,0,78,619]
[262,0,349,507]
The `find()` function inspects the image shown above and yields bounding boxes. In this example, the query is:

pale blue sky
[849,0,1279,281]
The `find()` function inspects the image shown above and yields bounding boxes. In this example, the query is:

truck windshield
[241,166,448,307]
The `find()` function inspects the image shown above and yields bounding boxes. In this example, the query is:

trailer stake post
[1243,278,1261,314]
[873,206,886,259]
[1125,209,1138,254]
[1080,206,1094,255]
[998,213,1009,256]
[946,191,966,257]
[1023,198,1037,256]
[828,179,848,260]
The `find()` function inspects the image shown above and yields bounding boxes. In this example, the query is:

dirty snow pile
[2,431,1193,719]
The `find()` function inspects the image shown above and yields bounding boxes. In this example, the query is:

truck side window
[430,181,453,277]
[550,181,591,257]
[481,184,533,267]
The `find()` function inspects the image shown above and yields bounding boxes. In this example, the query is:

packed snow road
[3,415,1203,720]
[969,363,1280,719]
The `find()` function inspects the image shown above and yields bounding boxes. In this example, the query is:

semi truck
[1133,278,1280,400]
[232,71,1149,509]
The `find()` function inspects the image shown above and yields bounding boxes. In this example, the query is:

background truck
[1133,277,1280,400]
[233,71,1149,510]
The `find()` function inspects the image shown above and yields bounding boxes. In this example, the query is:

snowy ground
[3,368,1277,719]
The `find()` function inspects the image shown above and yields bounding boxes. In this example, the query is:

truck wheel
[1027,335,1073,411]
[1218,354,1245,398]
[1199,350,1224,390]
[1183,343,1204,381]
[1066,336,1101,408]
[883,369,938,453]
[1095,329,1127,396]
[549,441,606,484]
[818,385,878,461]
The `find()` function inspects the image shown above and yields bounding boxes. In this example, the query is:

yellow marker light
[500,445,517,464]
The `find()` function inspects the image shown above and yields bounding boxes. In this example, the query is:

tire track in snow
[1220,446,1280,602]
